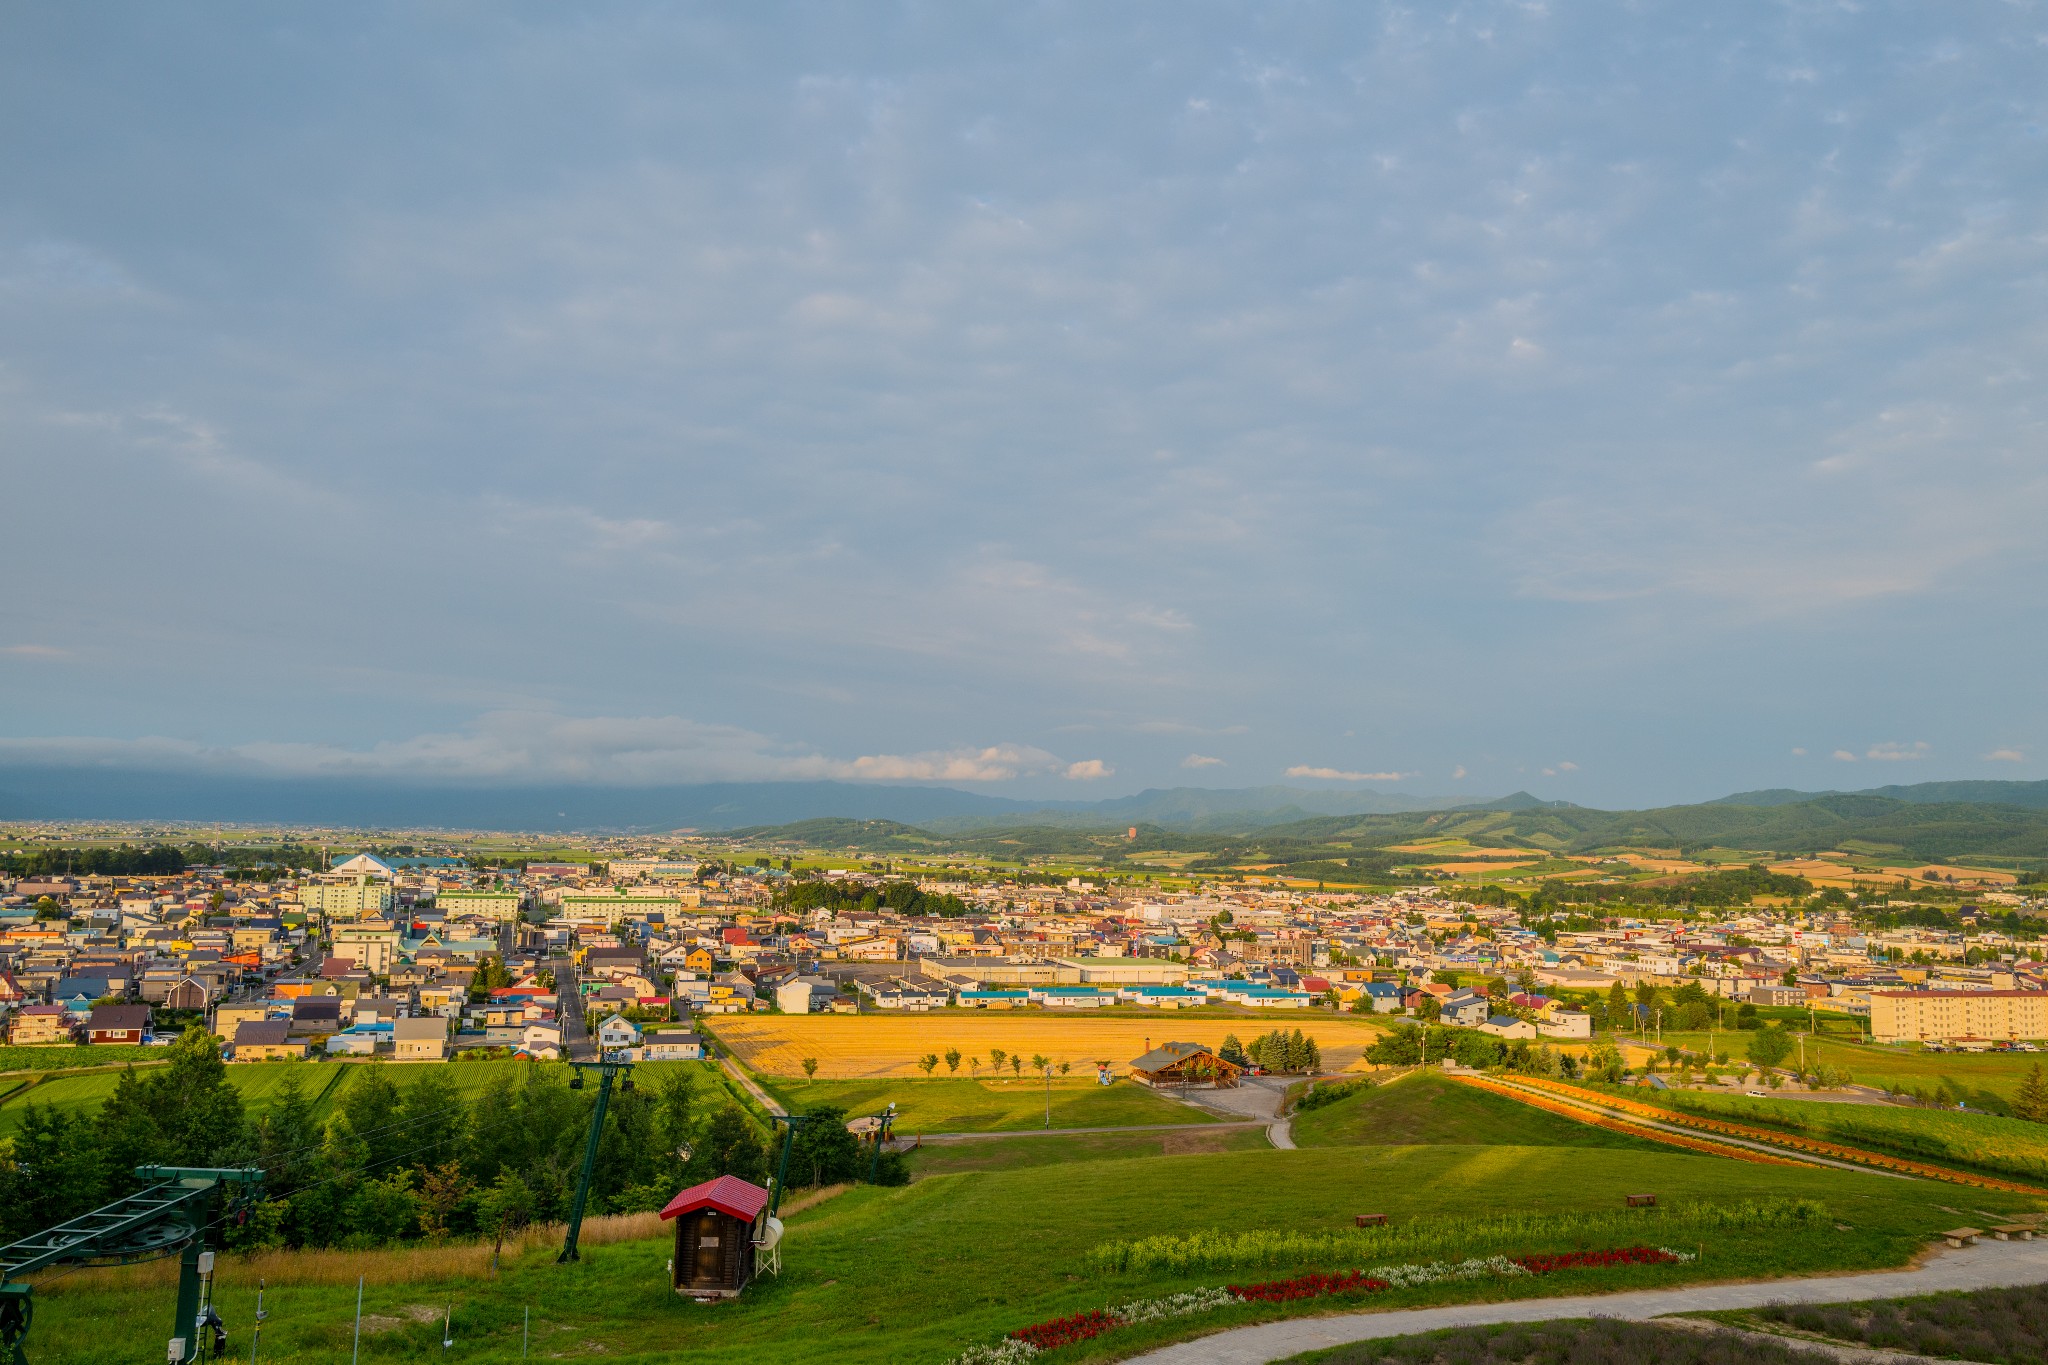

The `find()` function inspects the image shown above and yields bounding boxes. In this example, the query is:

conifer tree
[2013,1064,2048,1123]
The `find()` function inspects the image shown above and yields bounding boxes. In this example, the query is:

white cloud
[1285,765,1412,782]
[1,644,68,659]
[1866,741,1930,762]
[1791,747,1807,756]
[1451,765,1467,779]
[1541,767,1556,777]
[0,715,1100,786]
[1556,760,1579,772]
[1832,750,1858,762]
[1181,753,1225,768]
[1985,748,2025,763]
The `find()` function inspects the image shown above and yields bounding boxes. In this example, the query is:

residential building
[1869,990,2048,1044]
[392,1016,449,1060]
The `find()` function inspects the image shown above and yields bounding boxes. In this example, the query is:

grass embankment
[0,1057,723,1136]
[710,1012,1392,1079]
[27,1143,2039,1365]
[1293,1318,1839,1365]
[1654,1089,2048,1187]
[758,1075,1218,1132]
[1735,1282,2048,1362]
[1291,1072,1664,1152]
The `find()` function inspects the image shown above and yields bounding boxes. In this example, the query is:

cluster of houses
[5,838,2046,1054]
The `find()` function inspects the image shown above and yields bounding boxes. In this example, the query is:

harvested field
[707,1013,1391,1078]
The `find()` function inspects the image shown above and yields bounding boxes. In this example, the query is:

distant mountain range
[0,767,1461,833]
[1714,780,2048,811]
[3,764,2046,836]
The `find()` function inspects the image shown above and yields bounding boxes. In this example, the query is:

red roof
[659,1174,770,1223]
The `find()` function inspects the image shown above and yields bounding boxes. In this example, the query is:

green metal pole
[557,1066,615,1263]
[172,1241,203,1362]
[768,1116,804,1216]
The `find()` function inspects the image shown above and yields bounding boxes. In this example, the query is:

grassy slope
[30,1143,2040,1365]
[1292,1072,1666,1152]
[906,1126,1272,1177]
[758,1075,1219,1132]
[1652,1089,2048,1185]
[1656,1030,2046,1103]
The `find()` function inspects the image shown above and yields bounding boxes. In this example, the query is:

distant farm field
[707,1012,1390,1079]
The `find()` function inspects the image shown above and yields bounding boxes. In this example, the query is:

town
[4,826,2043,1070]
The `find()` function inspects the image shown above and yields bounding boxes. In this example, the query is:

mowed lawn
[0,1057,721,1136]
[1292,1072,1666,1152]
[906,1126,1271,1177]
[709,1011,1392,1079]
[28,1142,2038,1365]
[758,1075,1221,1132]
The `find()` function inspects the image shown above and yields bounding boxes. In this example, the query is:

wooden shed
[659,1175,772,1299]
[1128,1041,1242,1089]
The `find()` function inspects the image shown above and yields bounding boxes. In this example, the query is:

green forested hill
[730,793,2048,868]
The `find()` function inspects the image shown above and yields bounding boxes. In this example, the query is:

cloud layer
[0,715,1112,787]
[1,5,2044,804]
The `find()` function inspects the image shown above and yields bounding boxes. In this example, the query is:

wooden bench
[1941,1227,1983,1248]
[1991,1225,2035,1241]
[1354,1213,1387,1227]
[1625,1194,1658,1208]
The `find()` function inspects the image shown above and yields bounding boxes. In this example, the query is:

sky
[3,2,2046,811]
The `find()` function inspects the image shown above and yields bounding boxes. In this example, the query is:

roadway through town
[1127,1237,2048,1365]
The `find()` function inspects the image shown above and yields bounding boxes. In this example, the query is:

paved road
[1127,1238,2048,1365]
[557,955,594,1060]
[721,1055,786,1116]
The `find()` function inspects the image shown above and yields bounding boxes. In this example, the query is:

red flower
[1228,1271,1389,1303]
[1012,1310,1122,1350]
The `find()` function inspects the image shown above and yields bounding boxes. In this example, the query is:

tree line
[773,877,971,918]
[0,1030,902,1250]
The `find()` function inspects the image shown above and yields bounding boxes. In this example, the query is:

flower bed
[1513,1246,1685,1274]
[953,1246,1696,1364]
[1231,1270,1388,1303]
[1011,1311,1121,1351]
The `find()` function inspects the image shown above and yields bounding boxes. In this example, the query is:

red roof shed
[659,1174,771,1224]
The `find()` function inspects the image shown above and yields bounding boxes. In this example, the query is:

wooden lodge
[1128,1041,1242,1089]
[659,1174,774,1299]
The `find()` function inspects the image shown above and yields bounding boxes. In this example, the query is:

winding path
[1126,1239,2048,1365]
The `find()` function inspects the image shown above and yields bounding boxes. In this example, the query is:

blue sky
[3,2,2045,809]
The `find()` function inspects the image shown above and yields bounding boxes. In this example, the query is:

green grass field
[1653,1030,2046,1104]
[906,1125,1271,1176]
[27,1141,2039,1365]
[1654,1089,2048,1185]
[1291,1072,1665,1153]
[755,1075,1219,1132]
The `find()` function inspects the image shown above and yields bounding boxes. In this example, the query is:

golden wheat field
[708,1012,1395,1078]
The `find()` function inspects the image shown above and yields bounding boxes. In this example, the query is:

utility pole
[558,1059,635,1263]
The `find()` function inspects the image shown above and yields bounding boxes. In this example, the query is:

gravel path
[1125,1239,2048,1365]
